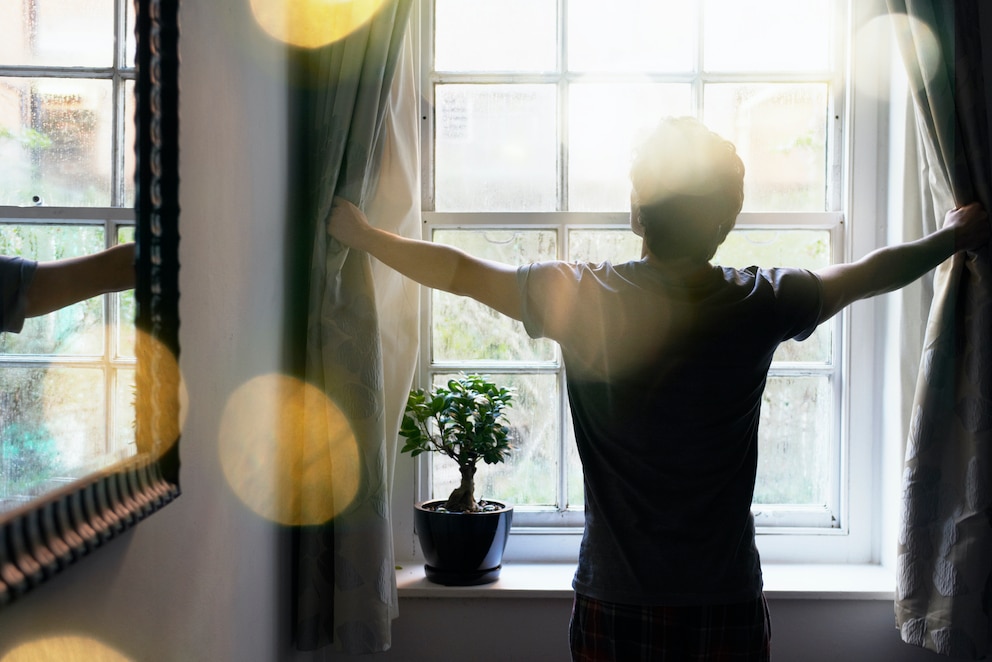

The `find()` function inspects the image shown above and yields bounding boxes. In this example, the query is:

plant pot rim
[415,498,513,514]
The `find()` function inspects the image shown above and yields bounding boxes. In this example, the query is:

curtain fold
[889,1,992,657]
[291,1,415,653]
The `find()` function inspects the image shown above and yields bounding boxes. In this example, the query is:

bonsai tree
[400,373,514,513]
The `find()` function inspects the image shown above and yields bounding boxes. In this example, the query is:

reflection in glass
[434,84,558,212]
[704,83,828,212]
[0,223,136,511]
[123,80,137,207]
[0,78,114,207]
[0,224,107,355]
[0,366,106,508]
[432,372,560,508]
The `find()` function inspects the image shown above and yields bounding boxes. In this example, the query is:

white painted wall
[0,1,984,661]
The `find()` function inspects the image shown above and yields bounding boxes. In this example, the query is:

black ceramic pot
[414,499,513,586]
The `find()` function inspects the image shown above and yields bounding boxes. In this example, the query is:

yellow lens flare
[31,326,184,471]
[218,374,360,526]
[133,328,187,461]
[249,0,388,49]
[1,636,131,662]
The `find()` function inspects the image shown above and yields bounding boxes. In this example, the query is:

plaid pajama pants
[569,592,771,661]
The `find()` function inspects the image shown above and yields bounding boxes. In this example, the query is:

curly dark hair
[630,117,745,263]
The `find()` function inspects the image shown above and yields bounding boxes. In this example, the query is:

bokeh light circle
[218,374,360,525]
[2,636,130,662]
[249,0,388,48]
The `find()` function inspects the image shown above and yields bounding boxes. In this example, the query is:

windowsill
[395,562,896,601]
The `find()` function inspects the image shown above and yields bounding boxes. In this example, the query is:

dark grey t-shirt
[1,256,38,333]
[517,259,822,606]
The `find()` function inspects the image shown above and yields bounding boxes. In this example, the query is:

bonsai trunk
[444,463,479,512]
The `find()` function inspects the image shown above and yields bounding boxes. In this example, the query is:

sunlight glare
[856,14,941,98]
[249,0,387,48]
[218,374,360,526]
[2,636,131,662]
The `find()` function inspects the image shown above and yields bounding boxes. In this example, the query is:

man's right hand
[944,202,990,253]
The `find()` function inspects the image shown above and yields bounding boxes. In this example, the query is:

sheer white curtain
[292,4,419,653]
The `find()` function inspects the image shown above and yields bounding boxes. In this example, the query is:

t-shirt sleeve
[516,261,584,342]
[1,256,38,333]
[768,267,823,342]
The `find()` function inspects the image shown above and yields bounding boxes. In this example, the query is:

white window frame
[409,0,898,565]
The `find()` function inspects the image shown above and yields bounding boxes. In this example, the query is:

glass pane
[116,227,136,358]
[566,416,583,508]
[704,0,831,72]
[568,83,692,212]
[114,367,136,454]
[435,0,556,72]
[715,228,831,363]
[432,229,557,362]
[125,0,137,67]
[432,372,559,507]
[0,366,106,501]
[123,79,136,207]
[0,224,106,356]
[568,229,642,264]
[753,375,833,505]
[568,0,695,73]
[435,84,558,212]
[0,78,113,206]
[704,83,828,212]
[0,0,114,67]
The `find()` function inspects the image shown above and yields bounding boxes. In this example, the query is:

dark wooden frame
[0,0,181,608]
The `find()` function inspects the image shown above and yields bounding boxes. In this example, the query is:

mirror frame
[0,0,181,608]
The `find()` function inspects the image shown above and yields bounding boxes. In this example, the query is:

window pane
[703,0,831,72]
[0,366,106,501]
[432,229,557,362]
[568,229,642,264]
[714,229,831,363]
[125,0,137,67]
[704,83,828,212]
[568,83,691,212]
[566,416,583,507]
[0,78,113,206]
[435,84,558,212]
[117,226,136,357]
[432,372,560,507]
[123,79,136,207]
[568,0,695,73]
[754,375,833,505]
[0,223,106,356]
[435,0,556,72]
[0,0,114,67]
[114,367,136,454]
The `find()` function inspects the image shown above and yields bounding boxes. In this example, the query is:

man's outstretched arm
[327,197,524,321]
[816,203,989,323]
[24,242,136,319]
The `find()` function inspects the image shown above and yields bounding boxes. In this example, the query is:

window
[0,0,136,505]
[420,0,854,536]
